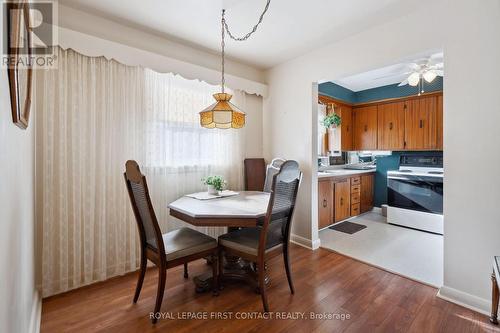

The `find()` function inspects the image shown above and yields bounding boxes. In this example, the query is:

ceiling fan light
[407,72,420,86]
[423,70,437,83]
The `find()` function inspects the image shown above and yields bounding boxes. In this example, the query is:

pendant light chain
[202,1,270,129]
[223,0,271,42]
[221,10,226,93]
[220,0,271,93]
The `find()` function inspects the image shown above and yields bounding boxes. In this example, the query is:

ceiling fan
[373,53,444,95]
[397,54,444,93]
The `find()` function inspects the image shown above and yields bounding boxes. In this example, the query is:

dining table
[168,191,270,292]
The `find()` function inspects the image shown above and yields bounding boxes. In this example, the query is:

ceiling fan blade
[427,54,443,66]
[408,63,420,71]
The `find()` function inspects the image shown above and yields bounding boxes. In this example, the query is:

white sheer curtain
[36,48,246,297]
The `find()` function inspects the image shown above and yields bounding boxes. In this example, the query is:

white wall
[243,94,264,158]
[264,0,500,314]
[0,20,38,333]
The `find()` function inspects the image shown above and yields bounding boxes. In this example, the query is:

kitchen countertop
[318,168,376,179]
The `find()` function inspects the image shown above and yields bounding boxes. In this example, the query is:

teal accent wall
[373,151,443,207]
[373,152,402,207]
[318,82,357,104]
[319,77,443,104]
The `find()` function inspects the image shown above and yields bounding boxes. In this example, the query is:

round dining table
[168,191,270,292]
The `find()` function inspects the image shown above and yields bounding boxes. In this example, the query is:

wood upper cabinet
[360,174,374,213]
[334,179,351,222]
[405,96,438,150]
[436,94,443,150]
[353,106,378,150]
[338,104,353,151]
[377,102,405,150]
[320,93,443,152]
[318,180,334,229]
[324,102,353,152]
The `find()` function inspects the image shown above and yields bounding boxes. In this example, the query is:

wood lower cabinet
[318,173,375,230]
[318,180,334,229]
[353,106,378,150]
[377,101,405,150]
[334,179,351,222]
[360,174,374,213]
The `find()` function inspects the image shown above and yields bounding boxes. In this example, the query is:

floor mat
[329,221,367,234]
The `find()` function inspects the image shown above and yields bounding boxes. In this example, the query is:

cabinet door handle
[419,119,423,128]
[340,197,344,206]
[389,122,393,130]
[346,125,349,132]
[364,125,368,132]
[323,199,327,208]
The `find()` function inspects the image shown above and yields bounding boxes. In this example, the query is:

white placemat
[185,190,239,200]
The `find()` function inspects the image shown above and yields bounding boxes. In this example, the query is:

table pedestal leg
[193,254,269,293]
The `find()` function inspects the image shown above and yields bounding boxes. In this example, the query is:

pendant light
[200,1,271,129]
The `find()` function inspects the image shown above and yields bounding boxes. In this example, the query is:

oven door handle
[388,176,442,186]
[388,176,417,181]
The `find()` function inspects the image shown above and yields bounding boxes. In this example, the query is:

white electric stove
[387,154,443,234]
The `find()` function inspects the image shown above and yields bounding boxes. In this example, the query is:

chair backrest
[244,158,266,191]
[263,158,286,192]
[124,160,165,255]
[259,160,302,257]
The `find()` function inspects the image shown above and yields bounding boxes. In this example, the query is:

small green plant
[202,176,226,191]
[322,113,342,129]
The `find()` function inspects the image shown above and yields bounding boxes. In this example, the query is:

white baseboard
[437,285,491,316]
[290,234,321,250]
[29,290,42,333]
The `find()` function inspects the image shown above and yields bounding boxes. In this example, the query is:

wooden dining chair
[218,160,302,312]
[124,160,218,323]
[263,158,286,192]
[244,158,266,191]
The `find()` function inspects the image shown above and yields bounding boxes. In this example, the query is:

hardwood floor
[41,245,498,333]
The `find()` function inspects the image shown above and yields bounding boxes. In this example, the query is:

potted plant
[202,176,226,195]
[322,112,342,129]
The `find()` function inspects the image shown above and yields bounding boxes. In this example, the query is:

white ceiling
[332,51,444,91]
[59,0,432,69]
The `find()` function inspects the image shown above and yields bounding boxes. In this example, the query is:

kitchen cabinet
[320,92,443,152]
[353,105,378,150]
[405,96,438,150]
[334,178,351,222]
[320,98,353,152]
[377,101,405,150]
[318,180,334,229]
[360,174,374,213]
[436,94,443,150]
[318,172,375,229]
[351,176,361,216]
[338,104,353,151]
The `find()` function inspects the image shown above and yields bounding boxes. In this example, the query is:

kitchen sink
[319,169,345,174]
[343,165,376,170]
